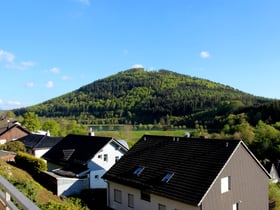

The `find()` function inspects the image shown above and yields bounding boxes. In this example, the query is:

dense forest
[14,68,272,128]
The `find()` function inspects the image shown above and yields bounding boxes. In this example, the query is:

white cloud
[200,51,210,59]
[0,50,15,63]
[6,61,35,70]
[132,64,144,68]
[0,49,34,70]
[78,0,90,5]
[21,61,35,68]
[62,75,71,80]
[46,81,54,88]
[0,99,3,105]
[7,100,21,106]
[26,82,34,88]
[50,67,60,74]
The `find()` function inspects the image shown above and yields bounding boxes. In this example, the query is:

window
[158,204,166,210]
[133,166,144,176]
[232,203,239,210]
[115,156,120,163]
[114,189,122,203]
[161,172,174,183]
[104,154,108,162]
[221,176,231,193]
[128,193,134,208]
[98,154,102,159]
[62,149,75,161]
[141,191,150,202]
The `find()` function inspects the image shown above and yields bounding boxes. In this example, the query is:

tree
[0,141,26,152]
[42,119,59,136]
[22,112,41,132]
[250,120,280,161]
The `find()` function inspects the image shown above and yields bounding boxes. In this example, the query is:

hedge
[15,152,47,176]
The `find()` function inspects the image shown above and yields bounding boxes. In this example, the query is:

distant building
[16,134,62,158]
[0,119,30,144]
[42,134,128,196]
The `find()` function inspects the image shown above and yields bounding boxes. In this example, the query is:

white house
[42,134,128,196]
[17,134,62,158]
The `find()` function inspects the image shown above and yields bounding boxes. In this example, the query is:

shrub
[0,141,26,152]
[15,152,47,176]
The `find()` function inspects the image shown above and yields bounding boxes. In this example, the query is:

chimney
[88,127,95,136]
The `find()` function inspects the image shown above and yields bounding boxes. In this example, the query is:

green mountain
[14,68,271,127]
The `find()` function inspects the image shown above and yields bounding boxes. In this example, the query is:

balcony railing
[0,175,40,210]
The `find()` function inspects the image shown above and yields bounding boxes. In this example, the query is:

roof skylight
[133,166,144,176]
[161,172,174,183]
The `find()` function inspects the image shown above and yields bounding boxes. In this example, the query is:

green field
[94,129,188,147]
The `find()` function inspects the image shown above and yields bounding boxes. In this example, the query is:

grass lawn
[94,129,188,147]
[0,160,89,209]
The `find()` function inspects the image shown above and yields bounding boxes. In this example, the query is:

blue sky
[1,0,280,110]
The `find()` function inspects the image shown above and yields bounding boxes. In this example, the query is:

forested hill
[14,68,270,126]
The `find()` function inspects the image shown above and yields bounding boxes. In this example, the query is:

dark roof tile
[103,135,240,205]
[17,134,62,149]
[42,134,113,165]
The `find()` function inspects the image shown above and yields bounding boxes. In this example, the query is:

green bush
[15,152,47,175]
[0,141,26,152]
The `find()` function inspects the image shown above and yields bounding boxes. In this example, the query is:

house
[42,134,128,196]
[0,120,31,144]
[16,134,63,158]
[263,161,280,183]
[0,150,16,162]
[102,135,270,210]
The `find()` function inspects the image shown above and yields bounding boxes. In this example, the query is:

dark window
[133,166,144,176]
[141,191,150,202]
[104,154,108,162]
[161,172,174,183]
[158,204,166,210]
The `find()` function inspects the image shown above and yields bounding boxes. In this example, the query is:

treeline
[13,68,270,125]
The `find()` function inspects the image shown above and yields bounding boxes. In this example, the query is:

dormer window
[133,166,144,176]
[161,172,174,183]
[62,149,75,161]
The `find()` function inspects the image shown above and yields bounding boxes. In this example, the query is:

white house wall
[90,169,107,189]
[56,176,89,196]
[34,148,49,158]
[92,141,126,171]
[270,165,279,183]
[107,182,200,210]
[88,141,126,190]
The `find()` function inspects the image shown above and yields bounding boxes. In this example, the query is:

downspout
[107,181,110,208]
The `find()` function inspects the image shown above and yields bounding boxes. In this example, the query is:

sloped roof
[0,121,30,136]
[17,134,62,149]
[263,161,280,177]
[103,135,242,206]
[42,134,114,166]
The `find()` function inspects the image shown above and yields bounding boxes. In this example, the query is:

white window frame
[114,189,122,204]
[221,176,231,193]
[158,203,166,210]
[128,193,134,208]
[233,202,239,210]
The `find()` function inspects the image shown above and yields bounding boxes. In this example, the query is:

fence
[0,175,40,210]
